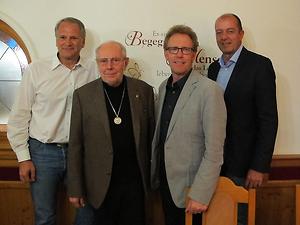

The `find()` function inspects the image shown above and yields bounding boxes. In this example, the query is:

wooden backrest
[185,176,256,225]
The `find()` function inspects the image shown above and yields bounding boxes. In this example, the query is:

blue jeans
[74,203,95,225]
[29,138,94,225]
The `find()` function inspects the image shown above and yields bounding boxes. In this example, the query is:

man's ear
[124,57,129,68]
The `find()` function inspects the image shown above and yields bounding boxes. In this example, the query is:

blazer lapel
[209,64,220,81]
[165,71,198,141]
[152,79,167,146]
[94,79,112,144]
[224,47,248,98]
[127,77,141,149]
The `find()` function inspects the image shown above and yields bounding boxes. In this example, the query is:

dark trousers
[160,166,201,225]
[93,180,145,225]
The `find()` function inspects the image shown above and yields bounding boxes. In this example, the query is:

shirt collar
[219,45,243,68]
[51,53,86,71]
[167,69,191,90]
[51,55,62,70]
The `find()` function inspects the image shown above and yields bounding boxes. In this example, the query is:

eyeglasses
[165,47,195,55]
[96,57,126,65]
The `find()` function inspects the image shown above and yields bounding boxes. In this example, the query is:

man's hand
[69,197,86,208]
[185,198,208,214]
[19,160,36,182]
[245,169,264,188]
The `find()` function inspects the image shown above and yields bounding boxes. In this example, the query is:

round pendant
[114,117,122,125]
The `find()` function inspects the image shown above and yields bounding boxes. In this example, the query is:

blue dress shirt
[216,45,243,90]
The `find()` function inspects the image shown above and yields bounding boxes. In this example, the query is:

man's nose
[106,60,114,68]
[65,38,73,45]
[220,32,228,40]
[176,49,184,57]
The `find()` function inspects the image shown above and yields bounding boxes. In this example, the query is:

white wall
[1,0,299,155]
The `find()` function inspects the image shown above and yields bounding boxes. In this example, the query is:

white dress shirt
[7,55,98,162]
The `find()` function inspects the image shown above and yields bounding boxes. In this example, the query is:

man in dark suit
[208,13,278,225]
[67,41,155,225]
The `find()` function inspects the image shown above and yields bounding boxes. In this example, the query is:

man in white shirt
[7,17,97,225]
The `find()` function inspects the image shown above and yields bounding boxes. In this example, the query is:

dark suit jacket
[67,76,155,209]
[208,47,278,177]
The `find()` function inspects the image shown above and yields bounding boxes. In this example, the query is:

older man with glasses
[151,25,227,225]
[67,40,155,225]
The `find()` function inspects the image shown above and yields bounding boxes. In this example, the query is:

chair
[185,176,256,225]
[296,184,300,225]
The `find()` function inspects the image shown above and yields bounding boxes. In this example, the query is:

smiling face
[164,33,196,80]
[215,15,244,62]
[96,42,128,87]
[55,21,85,64]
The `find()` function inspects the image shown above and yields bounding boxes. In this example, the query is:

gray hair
[164,25,199,51]
[95,41,127,58]
[55,17,86,38]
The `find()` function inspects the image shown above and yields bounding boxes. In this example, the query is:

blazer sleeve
[67,90,85,197]
[251,57,278,172]
[188,83,227,205]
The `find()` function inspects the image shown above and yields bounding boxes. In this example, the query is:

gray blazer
[67,76,155,209]
[151,70,226,207]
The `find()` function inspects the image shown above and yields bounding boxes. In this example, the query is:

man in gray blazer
[67,41,155,225]
[151,25,227,225]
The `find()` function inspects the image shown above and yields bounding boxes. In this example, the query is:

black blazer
[208,47,278,177]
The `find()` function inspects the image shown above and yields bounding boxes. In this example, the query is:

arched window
[0,19,31,125]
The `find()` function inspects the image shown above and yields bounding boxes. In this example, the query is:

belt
[49,143,69,148]
[29,138,68,148]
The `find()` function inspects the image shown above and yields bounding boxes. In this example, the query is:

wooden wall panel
[256,180,299,225]
[0,181,75,225]
[0,126,299,225]
[0,181,33,225]
[0,126,17,168]
[296,185,300,225]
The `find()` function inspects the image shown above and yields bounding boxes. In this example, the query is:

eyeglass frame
[165,46,196,55]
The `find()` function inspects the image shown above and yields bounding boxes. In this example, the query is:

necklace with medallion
[104,85,125,125]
